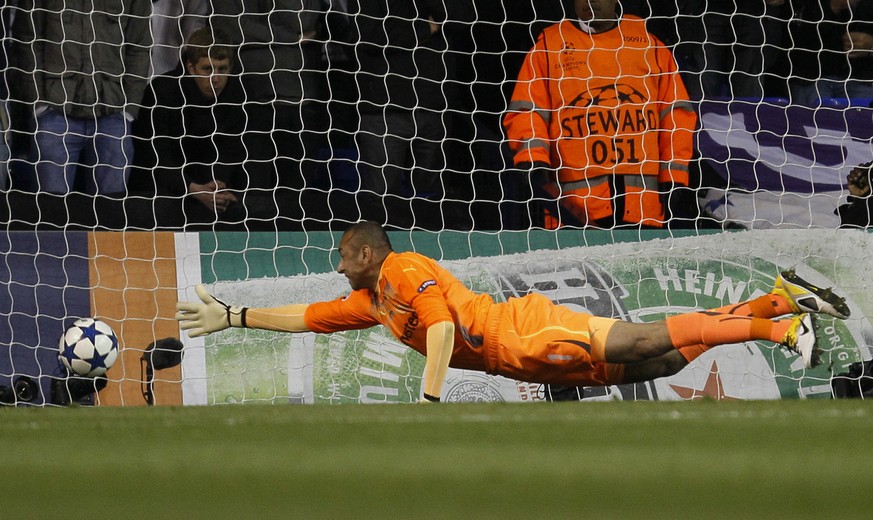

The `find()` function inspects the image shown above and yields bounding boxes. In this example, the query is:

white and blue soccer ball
[58,318,119,378]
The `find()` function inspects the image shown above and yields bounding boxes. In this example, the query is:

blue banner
[697,100,873,193]
[0,232,91,405]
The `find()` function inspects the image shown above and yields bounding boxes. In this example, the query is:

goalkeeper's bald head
[342,221,393,255]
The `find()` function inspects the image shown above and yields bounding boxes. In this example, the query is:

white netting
[0,1,868,231]
[1,2,872,406]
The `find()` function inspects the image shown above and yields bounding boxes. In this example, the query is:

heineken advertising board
[179,229,873,405]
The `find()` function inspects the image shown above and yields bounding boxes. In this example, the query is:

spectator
[503,0,697,229]
[131,28,280,228]
[8,0,152,195]
[674,0,789,100]
[321,0,359,145]
[836,161,873,227]
[149,0,209,77]
[788,0,873,105]
[295,0,337,188]
[449,0,565,231]
[210,1,322,191]
[3,1,35,192]
[348,0,452,221]
[0,127,7,190]
[0,1,15,191]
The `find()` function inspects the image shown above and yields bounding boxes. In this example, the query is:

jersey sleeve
[303,290,379,333]
[390,255,454,328]
[411,285,454,328]
[503,32,553,166]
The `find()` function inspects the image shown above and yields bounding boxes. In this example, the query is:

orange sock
[666,312,793,350]
[672,296,794,362]
[709,294,793,319]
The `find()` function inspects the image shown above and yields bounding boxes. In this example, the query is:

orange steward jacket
[503,16,697,226]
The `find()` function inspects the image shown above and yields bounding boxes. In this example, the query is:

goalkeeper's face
[575,0,617,21]
[187,56,232,100]
[337,238,375,291]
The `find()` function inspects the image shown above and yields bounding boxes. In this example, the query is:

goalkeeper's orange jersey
[503,16,696,226]
[303,252,620,386]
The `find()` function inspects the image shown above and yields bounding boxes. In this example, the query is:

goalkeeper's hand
[175,285,247,337]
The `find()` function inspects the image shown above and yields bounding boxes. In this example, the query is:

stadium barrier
[2,229,871,406]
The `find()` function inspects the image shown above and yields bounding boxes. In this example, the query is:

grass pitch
[2,400,872,519]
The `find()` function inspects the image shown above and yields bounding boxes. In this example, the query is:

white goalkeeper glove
[175,285,247,337]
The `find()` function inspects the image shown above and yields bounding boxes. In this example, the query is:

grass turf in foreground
[1,400,871,519]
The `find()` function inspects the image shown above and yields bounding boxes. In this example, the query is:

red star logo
[669,361,739,401]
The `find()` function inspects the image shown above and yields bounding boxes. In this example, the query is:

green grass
[2,400,872,519]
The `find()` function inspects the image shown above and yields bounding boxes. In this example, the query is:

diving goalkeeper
[176,221,850,402]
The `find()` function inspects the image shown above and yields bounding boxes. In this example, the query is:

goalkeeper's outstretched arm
[175,284,310,337]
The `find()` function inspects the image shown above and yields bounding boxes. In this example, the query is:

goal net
[1,2,872,405]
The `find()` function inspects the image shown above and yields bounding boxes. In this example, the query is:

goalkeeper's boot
[781,313,821,369]
[772,269,850,319]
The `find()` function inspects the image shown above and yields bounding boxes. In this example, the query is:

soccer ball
[58,318,119,377]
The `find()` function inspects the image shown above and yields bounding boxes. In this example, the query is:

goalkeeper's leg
[672,294,792,362]
[609,312,820,382]
[588,283,838,377]
[610,350,688,385]
[664,285,843,365]
[592,314,791,364]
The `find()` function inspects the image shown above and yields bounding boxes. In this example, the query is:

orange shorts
[483,293,625,386]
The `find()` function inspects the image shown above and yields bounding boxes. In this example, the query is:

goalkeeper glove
[175,285,247,337]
